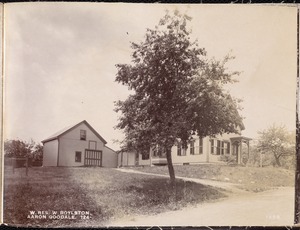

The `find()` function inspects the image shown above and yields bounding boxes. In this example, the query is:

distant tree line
[4,139,43,167]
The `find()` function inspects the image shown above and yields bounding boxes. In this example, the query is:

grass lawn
[4,166,225,227]
[133,164,295,192]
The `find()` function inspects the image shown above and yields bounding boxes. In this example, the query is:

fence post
[12,158,15,174]
[26,156,28,176]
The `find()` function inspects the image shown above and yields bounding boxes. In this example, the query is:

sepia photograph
[2,3,298,227]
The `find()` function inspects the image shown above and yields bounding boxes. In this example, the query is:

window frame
[177,141,187,156]
[75,151,82,162]
[80,129,87,141]
[227,142,231,154]
[153,146,163,157]
[182,148,187,156]
[190,140,195,155]
[210,139,215,154]
[199,138,203,154]
[88,140,97,150]
[177,142,182,156]
[221,141,225,155]
[142,152,149,160]
[217,140,221,155]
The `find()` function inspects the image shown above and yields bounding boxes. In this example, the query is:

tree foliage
[115,11,243,183]
[4,140,31,158]
[257,124,295,167]
[4,139,43,161]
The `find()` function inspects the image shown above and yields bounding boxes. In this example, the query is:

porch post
[239,139,242,164]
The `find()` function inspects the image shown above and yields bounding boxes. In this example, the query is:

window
[221,141,225,155]
[227,142,231,154]
[153,145,164,157]
[190,140,195,155]
[199,138,203,154]
[194,138,203,155]
[216,140,225,155]
[210,139,215,154]
[75,151,82,162]
[142,152,149,160]
[177,142,182,156]
[177,141,186,156]
[89,141,97,150]
[217,140,221,155]
[80,130,86,140]
[182,148,187,156]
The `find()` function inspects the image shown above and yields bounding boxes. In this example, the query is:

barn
[42,120,118,167]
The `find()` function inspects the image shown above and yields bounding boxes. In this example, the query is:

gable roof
[42,120,107,144]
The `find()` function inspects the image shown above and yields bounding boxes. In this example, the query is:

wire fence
[5,157,42,176]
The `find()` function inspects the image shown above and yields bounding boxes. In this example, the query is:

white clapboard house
[42,120,118,167]
[118,125,251,167]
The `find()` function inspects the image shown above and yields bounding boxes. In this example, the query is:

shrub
[219,155,237,165]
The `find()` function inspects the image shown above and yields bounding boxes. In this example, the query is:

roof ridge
[42,120,107,144]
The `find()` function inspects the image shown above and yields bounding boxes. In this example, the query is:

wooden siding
[43,140,58,166]
[58,122,105,167]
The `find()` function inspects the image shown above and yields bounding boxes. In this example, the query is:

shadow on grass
[122,177,225,215]
[3,167,225,227]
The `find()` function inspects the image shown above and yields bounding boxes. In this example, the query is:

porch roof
[230,136,252,142]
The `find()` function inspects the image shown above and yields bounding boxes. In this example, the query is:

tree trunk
[274,155,281,167]
[166,147,176,186]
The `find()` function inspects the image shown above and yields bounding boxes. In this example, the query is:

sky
[3,3,298,150]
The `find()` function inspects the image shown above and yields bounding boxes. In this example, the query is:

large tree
[257,124,295,167]
[115,11,243,184]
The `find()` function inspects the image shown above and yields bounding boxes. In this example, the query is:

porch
[229,136,252,164]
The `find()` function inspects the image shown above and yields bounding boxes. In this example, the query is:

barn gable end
[42,120,117,167]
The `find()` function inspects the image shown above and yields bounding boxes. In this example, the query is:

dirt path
[116,168,248,193]
[111,168,295,226]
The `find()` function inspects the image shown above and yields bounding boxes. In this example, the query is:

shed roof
[105,146,116,153]
[42,120,107,144]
